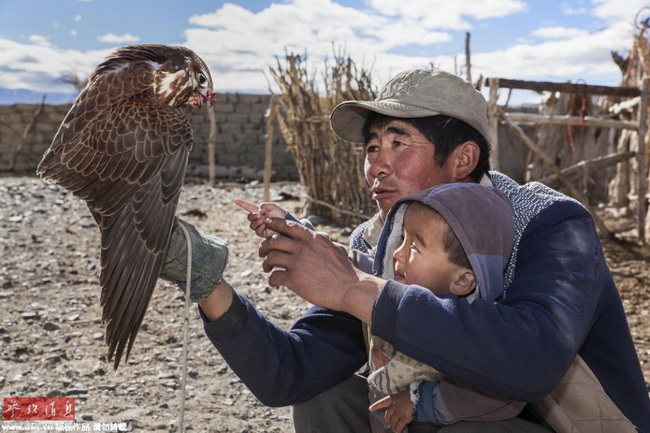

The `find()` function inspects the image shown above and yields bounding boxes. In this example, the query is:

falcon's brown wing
[97,146,188,368]
[38,62,192,368]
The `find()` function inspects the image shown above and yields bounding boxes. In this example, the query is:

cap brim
[330,100,441,143]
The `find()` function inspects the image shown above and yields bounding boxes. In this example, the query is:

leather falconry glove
[160,218,229,303]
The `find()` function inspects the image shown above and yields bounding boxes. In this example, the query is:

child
[366,183,523,432]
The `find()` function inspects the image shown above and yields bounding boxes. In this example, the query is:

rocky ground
[1,175,649,432]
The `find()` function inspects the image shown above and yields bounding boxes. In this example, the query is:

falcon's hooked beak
[193,90,217,108]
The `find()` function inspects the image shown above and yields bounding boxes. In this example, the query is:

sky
[0,0,648,104]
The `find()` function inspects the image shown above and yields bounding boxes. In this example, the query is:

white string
[176,223,193,433]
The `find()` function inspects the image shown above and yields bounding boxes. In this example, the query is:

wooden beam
[489,78,500,171]
[537,151,636,186]
[485,78,641,98]
[638,77,649,243]
[503,113,638,130]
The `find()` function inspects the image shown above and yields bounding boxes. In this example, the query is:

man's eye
[365,144,379,153]
[410,242,418,251]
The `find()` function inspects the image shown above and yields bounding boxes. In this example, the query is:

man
[161,70,650,432]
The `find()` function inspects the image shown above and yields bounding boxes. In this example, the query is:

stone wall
[0,93,298,180]
[0,94,528,184]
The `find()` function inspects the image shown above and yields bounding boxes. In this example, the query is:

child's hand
[234,198,288,238]
[369,390,414,433]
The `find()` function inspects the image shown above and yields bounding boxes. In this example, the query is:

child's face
[392,204,469,295]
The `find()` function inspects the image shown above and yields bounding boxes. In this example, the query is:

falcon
[37,44,216,369]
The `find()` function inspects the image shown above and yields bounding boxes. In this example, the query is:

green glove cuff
[160,218,229,303]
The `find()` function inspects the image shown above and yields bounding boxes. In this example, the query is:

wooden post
[503,112,637,130]
[465,32,472,84]
[488,78,500,171]
[207,105,217,185]
[264,96,278,202]
[638,77,649,242]
[612,130,632,207]
[11,95,46,170]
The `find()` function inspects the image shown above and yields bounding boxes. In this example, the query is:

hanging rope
[176,223,193,433]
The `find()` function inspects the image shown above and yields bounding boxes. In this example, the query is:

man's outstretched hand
[258,217,384,324]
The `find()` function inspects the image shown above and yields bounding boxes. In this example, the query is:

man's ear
[451,141,480,181]
[449,270,477,297]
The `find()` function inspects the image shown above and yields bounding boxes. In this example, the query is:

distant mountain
[0,88,76,105]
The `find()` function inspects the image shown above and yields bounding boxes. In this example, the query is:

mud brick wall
[0,93,298,180]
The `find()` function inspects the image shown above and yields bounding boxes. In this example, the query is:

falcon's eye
[198,73,208,88]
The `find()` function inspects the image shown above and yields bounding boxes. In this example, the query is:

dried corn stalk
[269,49,377,225]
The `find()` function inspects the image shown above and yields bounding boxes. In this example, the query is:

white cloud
[28,35,51,47]
[531,26,590,39]
[184,0,386,89]
[74,14,82,22]
[97,33,140,44]
[363,20,452,46]
[368,0,527,29]
[592,0,648,22]
[563,7,588,15]
[561,1,588,15]
[0,38,109,93]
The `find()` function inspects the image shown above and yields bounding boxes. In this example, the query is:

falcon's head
[180,51,217,109]
[98,44,216,108]
[152,45,216,108]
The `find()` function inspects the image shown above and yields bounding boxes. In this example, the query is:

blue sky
[0,0,647,104]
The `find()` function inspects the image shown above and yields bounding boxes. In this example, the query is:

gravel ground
[1,175,649,432]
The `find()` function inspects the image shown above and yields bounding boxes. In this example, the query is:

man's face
[364,119,455,220]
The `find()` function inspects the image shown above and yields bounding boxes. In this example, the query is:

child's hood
[373,183,514,302]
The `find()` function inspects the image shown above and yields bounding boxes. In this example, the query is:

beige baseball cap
[330,69,490,144]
